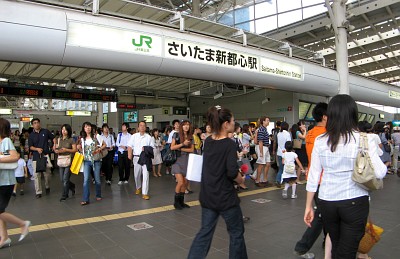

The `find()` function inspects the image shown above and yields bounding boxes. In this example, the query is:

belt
[263,144,270,147]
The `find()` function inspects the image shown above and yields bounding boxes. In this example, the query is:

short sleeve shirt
[0,138,17,186]
[257,126,270,146]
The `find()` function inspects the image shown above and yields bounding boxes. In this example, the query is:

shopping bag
[293,139,302,149]
[186,153,203,182]
[70,152,84,175]
[36,155,47,172]
[358,220,384,254]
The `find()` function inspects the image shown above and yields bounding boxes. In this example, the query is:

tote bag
[352,133,383,191]
[186,153,203,182]
[70,152,84,175]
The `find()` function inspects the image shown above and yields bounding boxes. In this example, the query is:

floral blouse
[82,138,99,163]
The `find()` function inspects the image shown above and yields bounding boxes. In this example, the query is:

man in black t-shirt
[28,118,54,198]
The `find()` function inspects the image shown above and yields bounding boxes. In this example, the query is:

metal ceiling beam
[265,0,400,40]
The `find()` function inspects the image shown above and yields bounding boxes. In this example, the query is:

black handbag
[162,148,177,165]
[36,155,47,172]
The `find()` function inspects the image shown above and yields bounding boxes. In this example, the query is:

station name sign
[67,22,304,81]
[0,82,117,102]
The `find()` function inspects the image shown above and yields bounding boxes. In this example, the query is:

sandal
[157,173,162,177]
[80,201,90,206]
[96,197,102,201]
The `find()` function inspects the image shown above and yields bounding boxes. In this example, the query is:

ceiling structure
[1,0,399,109]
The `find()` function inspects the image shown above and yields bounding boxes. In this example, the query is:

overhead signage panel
[66,111,91,116]
[0,82,117,102]
[389,90,400,100]
[260,58,304,81]
[0,109,12,115]
[67,22,163,57]
[165,38,259,72]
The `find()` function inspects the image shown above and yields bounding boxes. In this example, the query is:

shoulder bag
[352,132,383,191]
[0,155,18,170]
[57,138,72,168]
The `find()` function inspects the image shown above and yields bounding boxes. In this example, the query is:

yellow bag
[358,220,384,254]
[70,152,84,175]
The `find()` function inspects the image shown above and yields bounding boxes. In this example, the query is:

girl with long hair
[170,120,194,209]
[305,95,386,259]
[77,122,106,206]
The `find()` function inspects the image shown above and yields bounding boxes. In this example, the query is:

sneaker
[124,181,128,184]
[243,216,250,223]
[30,176,35,181]
[20,190,24,195]
[12,192,16,197]
[135,188,142,195]
[291,194,298,199]
[106,180,111,186]
[118,181,123,185]
[142,195,150,200]
[92,179,95,184]
[282,189,288,199]
[294,251,315,259]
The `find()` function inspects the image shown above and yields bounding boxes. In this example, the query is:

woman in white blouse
[304,95,387,259]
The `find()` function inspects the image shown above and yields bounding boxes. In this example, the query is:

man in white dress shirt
[101,124,116,186]
[128,121,154,200]
[116,123,131,185]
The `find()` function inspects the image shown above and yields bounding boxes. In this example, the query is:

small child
[281,141,305,199]
[13,151,28,196]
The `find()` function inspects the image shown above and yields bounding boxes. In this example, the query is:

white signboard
[165,38,259,72]
[260,57,304,80]
[389,90,400,100]
[67,22,163,57]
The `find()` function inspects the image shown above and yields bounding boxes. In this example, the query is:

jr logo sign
[132,35,152,49]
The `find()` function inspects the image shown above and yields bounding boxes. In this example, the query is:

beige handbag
[293,139,302,149]
[352,133,383,191]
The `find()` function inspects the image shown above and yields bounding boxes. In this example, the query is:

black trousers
[101,150,115,181]
[118,151,131,181]
[319,196,369,259]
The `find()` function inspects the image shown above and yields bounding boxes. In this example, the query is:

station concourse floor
[0,166,398,259]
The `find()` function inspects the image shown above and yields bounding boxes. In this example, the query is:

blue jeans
[188,206,247,259]
[83,160,101,202]
[275,155,283,183]
[59,166,75,199]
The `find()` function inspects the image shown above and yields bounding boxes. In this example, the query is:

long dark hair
[207,106,233,135]
[325,95,358,152]
[61,124,72,138]
[0,118,11,138]
[81,122,94,139]
[291,124,299,139]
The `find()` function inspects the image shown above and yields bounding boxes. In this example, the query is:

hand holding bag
[352,132,383,191]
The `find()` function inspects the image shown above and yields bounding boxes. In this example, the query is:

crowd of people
[0,95,396,257]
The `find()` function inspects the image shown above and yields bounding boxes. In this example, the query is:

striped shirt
[257,126,270,146]
[306,131,387,201]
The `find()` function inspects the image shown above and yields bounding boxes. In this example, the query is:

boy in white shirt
[13,151,28,196]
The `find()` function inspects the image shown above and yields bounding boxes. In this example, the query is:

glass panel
[234,6,251,24]
[305,104,316,120]
[255,1,277,18]
[302,0,325,7]
[367,114,375,124]
[302,4,326,19]
[299,102,311,120]
[218,13,234,26]
[236,22,252,32]
[277,0,301,13]
[278,10,302,27]
[359,113,367,121]
[255,15,278,34]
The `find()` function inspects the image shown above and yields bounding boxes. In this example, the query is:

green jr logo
[132,35,152,48]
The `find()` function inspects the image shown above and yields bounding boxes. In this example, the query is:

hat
[394,126,400,131]
[383,125,389,129]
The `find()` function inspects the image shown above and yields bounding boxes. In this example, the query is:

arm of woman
[368,135,388,179]
[170,138,183,151]
[304,191,315,228]
[0,149,20,163]
[69,143,77,154]
[295,157,304,171]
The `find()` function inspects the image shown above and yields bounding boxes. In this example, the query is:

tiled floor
[0,166,399,258]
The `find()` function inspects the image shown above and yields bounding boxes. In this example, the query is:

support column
[97,102,103,127]
[192,0,201,17]
[325,0,350,95]
[332,0,349,95]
